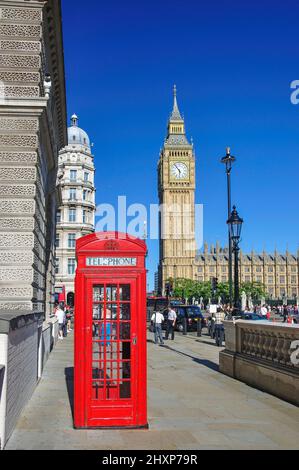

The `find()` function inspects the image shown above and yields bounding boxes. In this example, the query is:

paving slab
[5,330,299,450]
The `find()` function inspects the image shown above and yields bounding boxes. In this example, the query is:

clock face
[170,162,189,179]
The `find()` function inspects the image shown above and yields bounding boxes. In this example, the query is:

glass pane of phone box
[92,381,131,400]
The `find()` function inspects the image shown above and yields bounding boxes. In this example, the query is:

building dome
[67,114,91,148]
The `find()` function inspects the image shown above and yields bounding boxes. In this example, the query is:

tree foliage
[240,282,267,302]
[167,277,267,304]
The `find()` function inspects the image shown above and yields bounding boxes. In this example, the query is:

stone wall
[0,334,7,450]
[0,0,44,313]
[40,316,58,377]
[0,0,67,450]
[5,317,41,441]
[0,311,45,449]
[220,320,299,406]
[0,0,67,318]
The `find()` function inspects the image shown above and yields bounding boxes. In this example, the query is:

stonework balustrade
[220,320,299,406]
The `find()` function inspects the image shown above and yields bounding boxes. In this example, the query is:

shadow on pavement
[196,339,224,348]
[161,344,219,372]
[65,367,74,420]
[147,339,157,344]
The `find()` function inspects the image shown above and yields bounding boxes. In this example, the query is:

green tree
[194,281,212,302]
[240,282,267,303]
[173,278,225,304]
[216,282,230,303]
[169,277,267,307]
[172,278,196,301]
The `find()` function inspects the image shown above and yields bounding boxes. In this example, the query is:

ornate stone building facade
[0,0,67,448]
[0,0,67,317]
[55,115,96,305]
[158,89,299,300]
[158,86,196,291]
[196,244,299,300]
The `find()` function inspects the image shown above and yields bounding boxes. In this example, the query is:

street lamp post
[221,148,236,309]
[174,264,177,294]
[227,206,244,314]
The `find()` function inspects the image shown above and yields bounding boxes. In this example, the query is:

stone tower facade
[55,115,96,304]
[158,87,196,293]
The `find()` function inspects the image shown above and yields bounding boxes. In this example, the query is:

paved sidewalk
[5,330,299,450]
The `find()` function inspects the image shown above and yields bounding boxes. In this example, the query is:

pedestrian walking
[209,315,216,338]
[283,305,288,323]
[260,304,268,317]
[151,311,165,345]
[165,307,177,341]
[62,305,68,337]
[214,307,226,347]
[65,305,73,333]
[56,303,66,340]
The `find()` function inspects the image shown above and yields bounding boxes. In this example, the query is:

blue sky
[62,0,299,289]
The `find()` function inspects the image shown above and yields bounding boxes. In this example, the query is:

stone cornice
[0,310,44,334]
[1,98,61,172]
[59,145,94,158]
[0,1,46,9]
[0,97,48,114]
[43,0,67,149]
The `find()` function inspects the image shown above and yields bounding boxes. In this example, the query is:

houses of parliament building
[195,244,299,300]
[158,88,299,300]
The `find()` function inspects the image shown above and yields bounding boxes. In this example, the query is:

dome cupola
[67,114,91,148]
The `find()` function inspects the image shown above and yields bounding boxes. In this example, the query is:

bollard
[183,317,188,336]
[197,318,202,337]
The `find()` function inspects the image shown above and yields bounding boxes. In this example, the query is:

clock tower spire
[167,85,188,140]
[158,86,197,294]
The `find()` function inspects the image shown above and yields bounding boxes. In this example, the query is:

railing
[237,322,299,369]
[220,320,299,406]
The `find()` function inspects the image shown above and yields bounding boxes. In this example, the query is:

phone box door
[74,232,148,429]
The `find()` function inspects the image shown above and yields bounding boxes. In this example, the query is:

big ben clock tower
[158,86,197,294]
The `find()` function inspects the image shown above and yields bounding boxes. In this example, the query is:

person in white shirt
[56,304,66,340]
[214,308,226,347]
[165,307,177,341]
[151,311,165,345]
[260,305,268,317]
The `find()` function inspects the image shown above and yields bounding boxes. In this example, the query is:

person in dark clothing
[165,307,177,341]
[214,308,226,347]
[283,305,288,323]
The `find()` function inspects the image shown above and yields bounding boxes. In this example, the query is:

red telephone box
[74,232,148,429]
